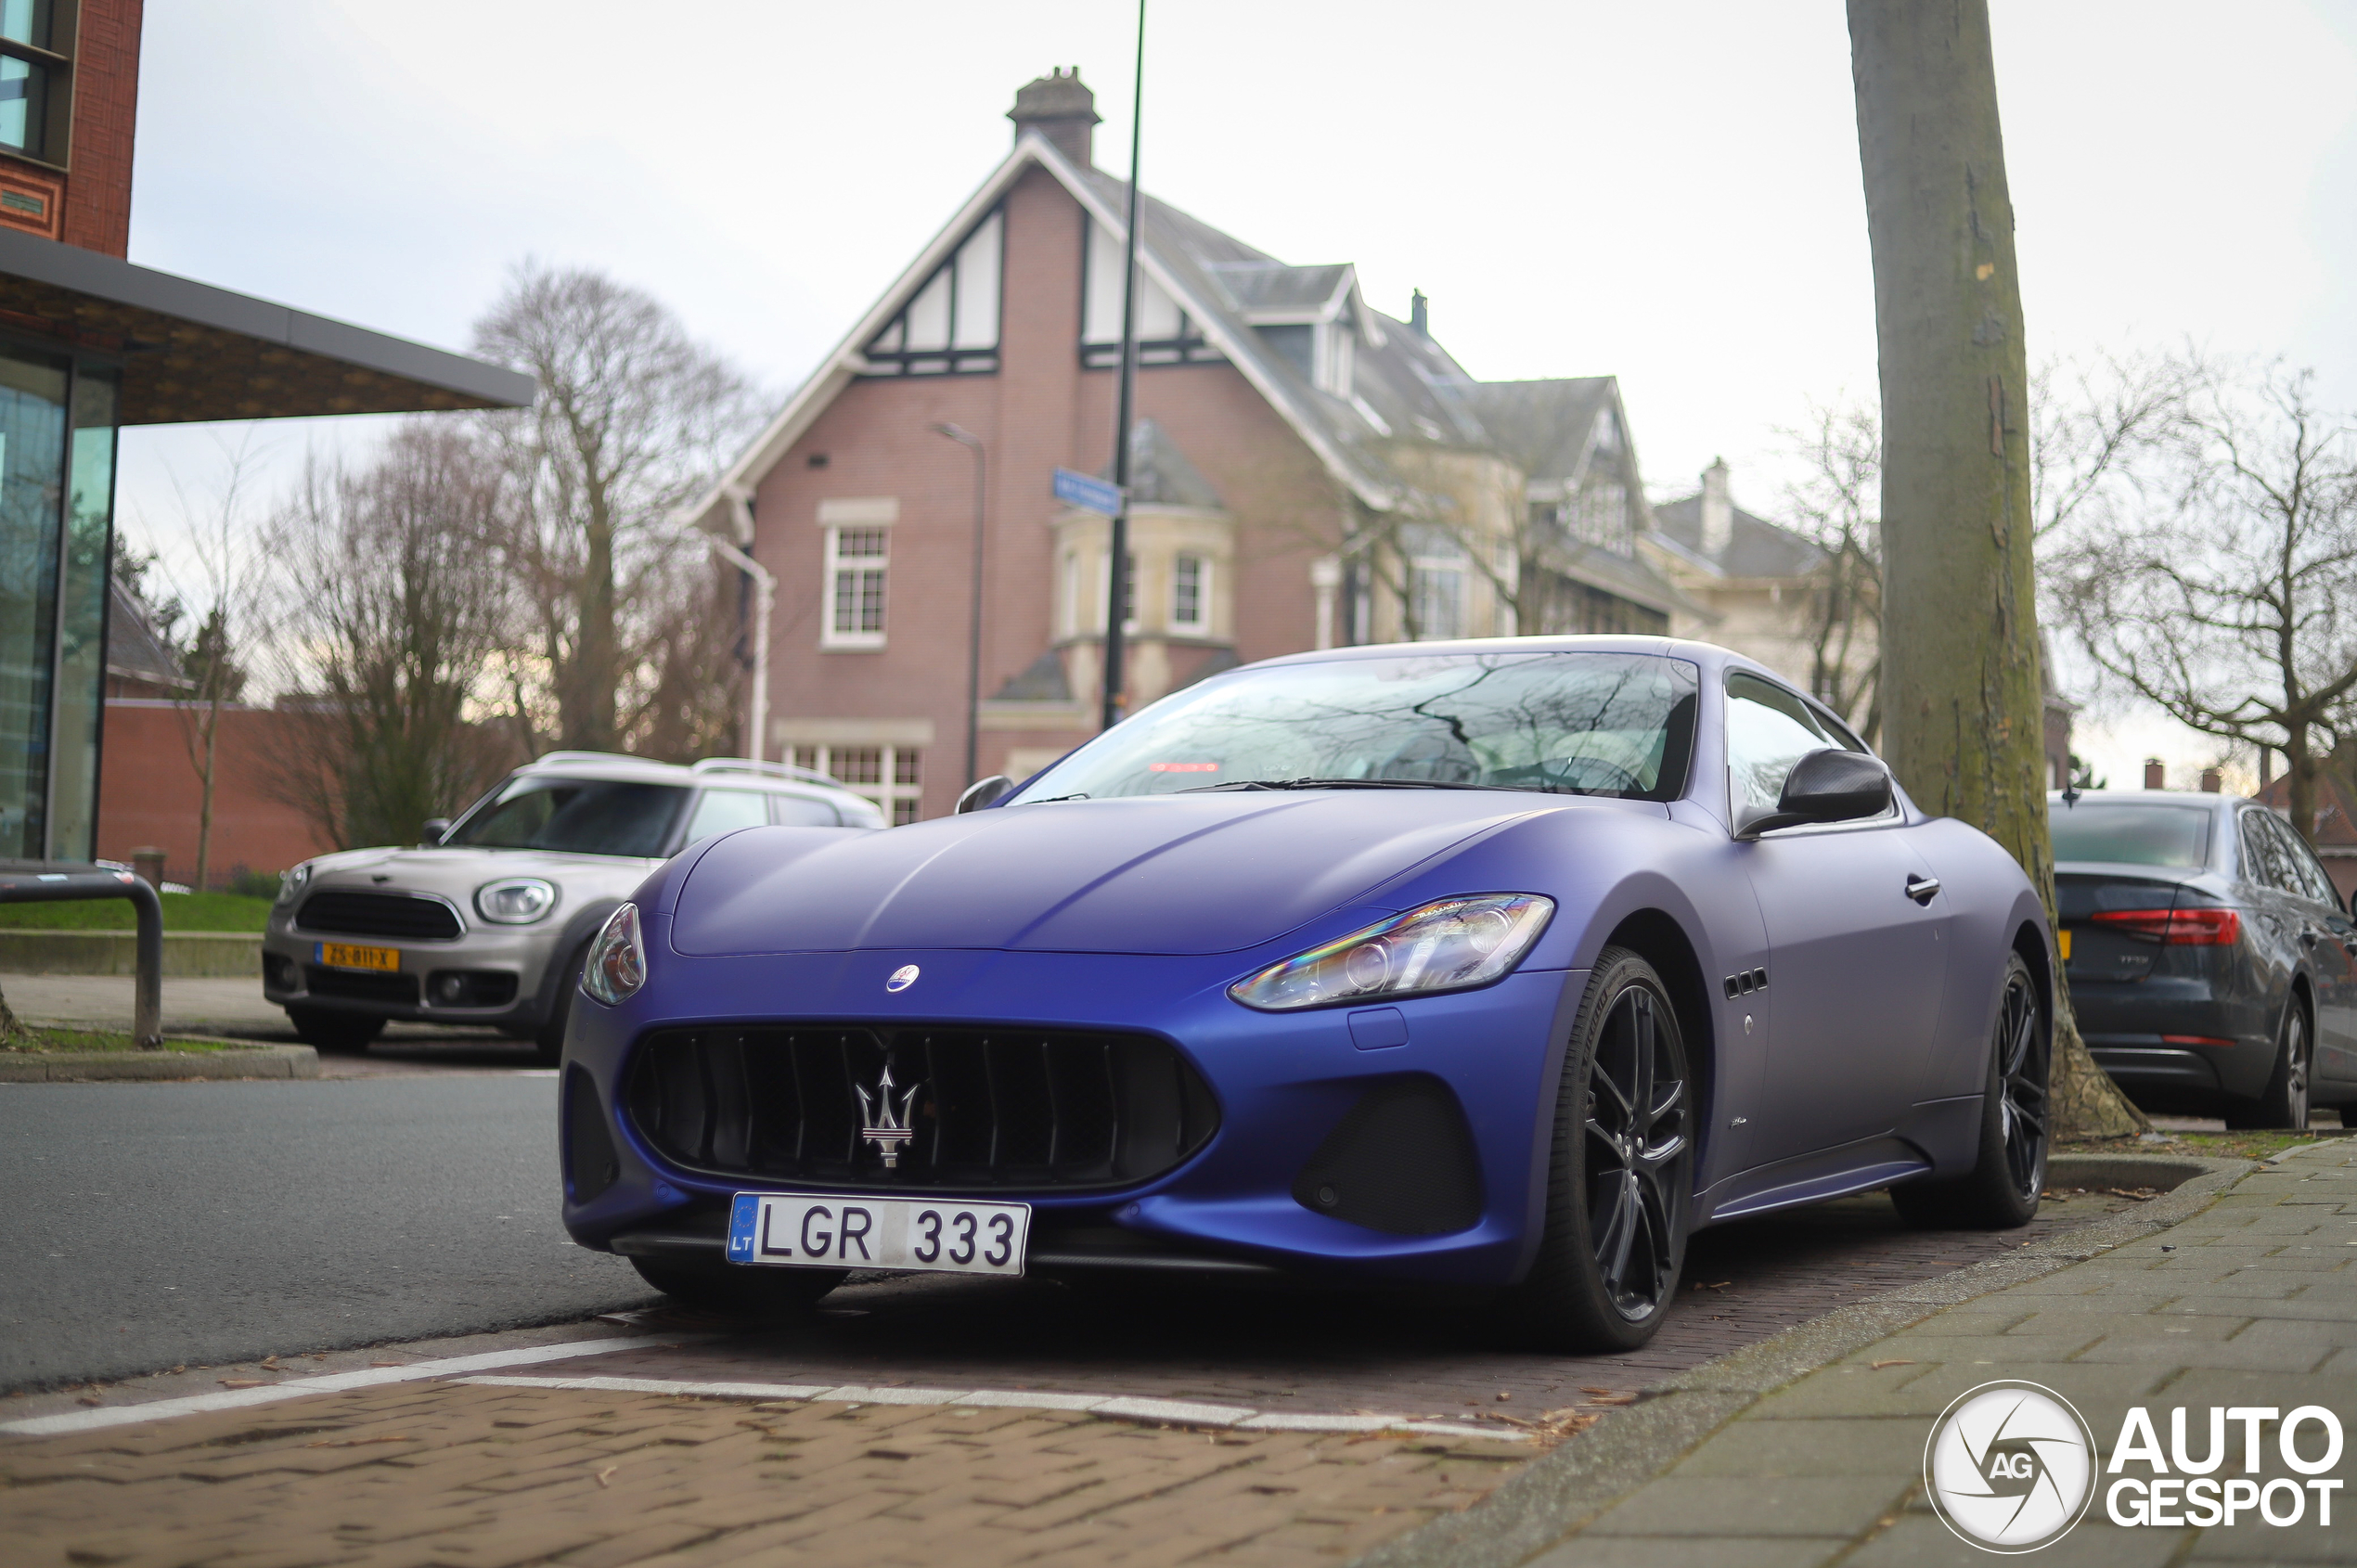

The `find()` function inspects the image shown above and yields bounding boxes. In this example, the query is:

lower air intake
[625,1025,1218,1191]
[1293,1076,1484,1236]
[564,1065,621,1202]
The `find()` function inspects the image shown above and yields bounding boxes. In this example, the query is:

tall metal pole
[934,422,987,786]
[702,528,772,766]
[1101,0,1146,732]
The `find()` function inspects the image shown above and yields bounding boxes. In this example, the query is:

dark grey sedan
[2054,790,2357,1127]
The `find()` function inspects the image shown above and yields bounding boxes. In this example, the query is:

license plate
[316,942,399,972]
[727,1192,1029,1277]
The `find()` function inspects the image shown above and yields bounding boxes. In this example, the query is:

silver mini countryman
[260,753,885,1058]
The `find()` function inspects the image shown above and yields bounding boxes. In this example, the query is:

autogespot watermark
[1924,1381,2346,1552]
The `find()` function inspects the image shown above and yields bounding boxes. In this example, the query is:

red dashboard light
[2089,907,2241,945]
[1148,762,1219,773]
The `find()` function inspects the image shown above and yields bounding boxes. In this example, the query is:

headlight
[582,904,646,1005]
[475,878,558,924]
[1229,893,1555,1012]
[276,864,312,906]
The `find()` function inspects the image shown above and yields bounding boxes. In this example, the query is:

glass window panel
[1725,672,1837,817]
[683,789,771,843]
[834,747,882,786]
[904,268,952,352]
[46,368,118,860]
[0,343,68,857]
[447,778,688,857]
[894,749,921,786]
[0,0,51,47]
[952,212,1001,350]
[769,793,839,827]
[0,55,45,158]
[1172,554,1203,628]
[2052,803,2212,868]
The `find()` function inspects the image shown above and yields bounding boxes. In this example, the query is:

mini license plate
[727,1192,1029,1277]
[316,942,399,972]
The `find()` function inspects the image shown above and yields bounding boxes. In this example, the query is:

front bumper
[261,919,570,1029]
[560,935,1579,1290]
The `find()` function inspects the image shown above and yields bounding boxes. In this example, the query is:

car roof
[2046,790,2240,814]
[512,752,861,801]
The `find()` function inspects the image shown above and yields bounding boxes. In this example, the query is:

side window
[2238,812,2292,893]
[2264,812,2340,907]
[1725,673,1838,817]
[769,793,840,828]
[683,789,770,844]
[1806,700,1873,757]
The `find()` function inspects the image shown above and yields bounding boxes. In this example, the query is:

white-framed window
[823,527,888,649]
[791,744,925,826]
[1404,526,1465,641]
[1170,552,1208,633]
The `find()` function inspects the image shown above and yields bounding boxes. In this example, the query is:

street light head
[933,422,981,447]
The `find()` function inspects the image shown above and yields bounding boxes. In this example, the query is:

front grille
[625,1025,1219,1191]
[297,890,463,940]
[304,965,419,1005]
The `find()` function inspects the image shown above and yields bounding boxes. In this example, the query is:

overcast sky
[121,0,2357,785]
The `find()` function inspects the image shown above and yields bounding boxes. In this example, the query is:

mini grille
[297,890,463,940]
[303,966,419,1005]
[625,1025,1218,1191]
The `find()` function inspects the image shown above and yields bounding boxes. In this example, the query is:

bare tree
[470,263,765,755]
[1779,402,1885,738]
[266,423,520,850]
[1849,0,2146,1138]
[2057,365,2357,842]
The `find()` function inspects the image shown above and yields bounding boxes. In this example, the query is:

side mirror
[421,818,452,845]
[955,776,1012,815]
[1737,749,1893,840]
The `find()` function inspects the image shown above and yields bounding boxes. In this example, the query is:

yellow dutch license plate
[316,942,400,972]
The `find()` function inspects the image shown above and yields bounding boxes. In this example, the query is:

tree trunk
[196,693,221,893]
[1848,0,2145,1138]
[0,978,26,1044]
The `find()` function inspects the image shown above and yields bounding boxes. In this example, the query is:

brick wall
[58,0,141,256]
[96,700,336,885]
[753,166,1349,819]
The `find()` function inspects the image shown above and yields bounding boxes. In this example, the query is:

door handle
[1905,874,1940,906]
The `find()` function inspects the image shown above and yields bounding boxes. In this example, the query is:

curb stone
[0,1041,317,1082]
[1348,1152,2252,1568]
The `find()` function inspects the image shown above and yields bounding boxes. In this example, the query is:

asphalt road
[0,1076,653,1392]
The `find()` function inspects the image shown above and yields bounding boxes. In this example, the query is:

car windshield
[2049,802,2213,868]
[1011,650,1699,803]
[446,777,689,857]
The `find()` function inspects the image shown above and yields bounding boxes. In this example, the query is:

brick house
[684,70,1692,822]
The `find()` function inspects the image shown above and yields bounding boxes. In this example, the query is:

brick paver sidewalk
[1436,1141,2357,1566]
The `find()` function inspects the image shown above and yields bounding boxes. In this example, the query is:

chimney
[1699,458,1733,561]
[1009,68,1101,166]
[2144,758,2167,790]
[1409,289,1428,337]
[2200,766,2223,793]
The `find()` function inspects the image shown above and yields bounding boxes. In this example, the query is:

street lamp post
[1103,0,1147,732]
[933,422,987,787]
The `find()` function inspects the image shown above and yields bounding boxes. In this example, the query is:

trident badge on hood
[857,1064,922,1169]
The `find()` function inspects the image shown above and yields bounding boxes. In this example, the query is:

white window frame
[822,525,889,650]
[789,743,925,826]
[1170,552,1209,634]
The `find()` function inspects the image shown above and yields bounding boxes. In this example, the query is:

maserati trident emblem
[885,964,920,993]
[857,1064,922,1169]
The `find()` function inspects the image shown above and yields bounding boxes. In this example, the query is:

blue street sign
[1053,467,1125,518]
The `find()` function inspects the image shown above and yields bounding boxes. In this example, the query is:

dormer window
[862,210,1002,377]
[1081,216,1222,368]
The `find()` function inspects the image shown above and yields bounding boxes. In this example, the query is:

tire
[287,1007,385,1053]
[628,1256,846,1317]
[1893,953,2045,1230]
[2226,997,2311,1131]
[1499,946,1694,1352]
[532,942,591,1066]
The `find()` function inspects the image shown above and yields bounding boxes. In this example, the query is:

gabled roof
[105,577,190,692]
[2256,769,2357,849]
[1650,492,1828,580]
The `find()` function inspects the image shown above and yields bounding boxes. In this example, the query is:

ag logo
[1925,1381,2097,1552]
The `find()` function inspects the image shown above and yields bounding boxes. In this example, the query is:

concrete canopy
[0,226,535,424]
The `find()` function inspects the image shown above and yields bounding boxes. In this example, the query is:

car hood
[298,845,662,906]
[669,792,1550,957]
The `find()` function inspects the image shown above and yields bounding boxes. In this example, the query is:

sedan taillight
[2090,907,2241,945]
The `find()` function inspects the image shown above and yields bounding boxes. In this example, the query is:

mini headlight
[276,864,312,906]
[582,903,646,1005]
[1229,893,1555,1012]
[474,877,558,924]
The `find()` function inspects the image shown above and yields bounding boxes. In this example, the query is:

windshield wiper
[1022,792,1091,803]
[1183,777,1499,793]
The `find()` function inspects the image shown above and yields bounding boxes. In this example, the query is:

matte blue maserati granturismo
[559,637,2054,1350]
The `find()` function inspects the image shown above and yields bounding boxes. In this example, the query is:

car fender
[1909,817,2054,1102]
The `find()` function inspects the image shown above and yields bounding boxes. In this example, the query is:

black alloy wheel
[1894,953,2045,1230]
[1500,946,1693,1350]
[2229,1000,2311,1131]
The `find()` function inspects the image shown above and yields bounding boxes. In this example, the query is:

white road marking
[0,1336,688,1438]
[456,1372,1526,1441]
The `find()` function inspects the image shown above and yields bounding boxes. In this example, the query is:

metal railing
[0,862,162,1047]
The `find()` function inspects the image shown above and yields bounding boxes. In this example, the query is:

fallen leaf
[76,1396,101,1407]
[1494,1391,1512,1402]
[1870,1360,1916,1371]
[218,1379,264,1389]
[1588,1394,1637,1406]
[595,1465,616,1488]
[1578,1386,1618,1397]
